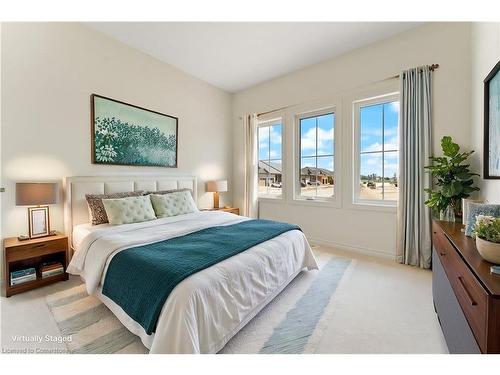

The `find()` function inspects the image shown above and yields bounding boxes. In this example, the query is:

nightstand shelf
[4,234,69,297]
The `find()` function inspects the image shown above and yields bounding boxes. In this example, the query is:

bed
[64,175,318,354]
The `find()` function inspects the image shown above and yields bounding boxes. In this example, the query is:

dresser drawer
[6,238,68,262]
[432,221,456,272]
[445,242,488,351]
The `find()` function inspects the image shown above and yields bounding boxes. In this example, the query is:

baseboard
[308,237,396,261]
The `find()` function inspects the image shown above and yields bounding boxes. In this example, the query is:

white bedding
[67,211,318,353]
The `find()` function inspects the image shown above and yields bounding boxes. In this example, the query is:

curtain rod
[257,104,297,118]
[388,63,440,80]
[255,63,439,118]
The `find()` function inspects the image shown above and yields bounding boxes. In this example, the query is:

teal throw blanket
[102,219,301,334]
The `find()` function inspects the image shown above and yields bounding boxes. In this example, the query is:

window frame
[294,106,338,204]
[352,92,399,208]
[257,115,284,200]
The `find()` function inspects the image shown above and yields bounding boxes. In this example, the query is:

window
[258,118,283,198]
[355,95,399,204]
[298,111,335,200]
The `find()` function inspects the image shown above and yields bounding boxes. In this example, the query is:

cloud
[301,126,334,154]
[360,153,399,176]
[389,101,400,112]
[259,125,282,154]
[363,135,398,152]
[269,150,279,159]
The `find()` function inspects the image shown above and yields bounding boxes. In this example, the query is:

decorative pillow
[150,190,198,218]
[143,188,191,196]
[102,195,157,225]
[86,191,144,225]
[465,203,500,237]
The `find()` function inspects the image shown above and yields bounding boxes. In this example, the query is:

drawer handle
[457,276,477,306]
[439,252,446,256]
[32,244,46,249]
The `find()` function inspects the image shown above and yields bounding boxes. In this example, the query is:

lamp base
[213,192,220,209]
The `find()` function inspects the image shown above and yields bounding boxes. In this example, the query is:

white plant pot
[476,237,500,265]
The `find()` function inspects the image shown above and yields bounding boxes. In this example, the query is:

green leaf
[441,136,460,157]
[455,172,474,180]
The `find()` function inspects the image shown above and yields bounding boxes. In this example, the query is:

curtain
[397,66,433,269]
[244,114,259,218]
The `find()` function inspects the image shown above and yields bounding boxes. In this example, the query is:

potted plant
[424,136,480,221]
[473,215,500,264]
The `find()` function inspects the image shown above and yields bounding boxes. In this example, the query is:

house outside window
[258,118,283,198]
[297,110,335,200]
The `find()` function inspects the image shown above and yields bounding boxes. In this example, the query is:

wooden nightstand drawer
[6,238,68,262]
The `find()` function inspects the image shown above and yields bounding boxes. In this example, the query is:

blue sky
[259,124,282,162]
[300,113,334,171]
[258,102,398,178]
[360,101,399,178]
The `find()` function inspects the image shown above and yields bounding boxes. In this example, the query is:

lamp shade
[206,180,228,193]
[16,183,58,206]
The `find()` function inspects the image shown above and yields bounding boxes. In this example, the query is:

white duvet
[67,211,318,354]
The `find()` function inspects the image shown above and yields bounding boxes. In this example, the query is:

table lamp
[16,182,58,240]
[206,180,227,209]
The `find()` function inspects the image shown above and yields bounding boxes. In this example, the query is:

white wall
[470,23,500,204]
[232,23,472,259]
[1,22,233,239]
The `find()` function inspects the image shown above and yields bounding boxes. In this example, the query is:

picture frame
[28,206,50,239]
[484,59,500,179]
[91,94,178,168]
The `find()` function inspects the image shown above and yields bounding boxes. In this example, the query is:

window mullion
[381,104,384,200]
[268,126,271,196]
[315,119,319,197]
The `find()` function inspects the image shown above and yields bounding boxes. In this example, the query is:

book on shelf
[10,267,36,279]
[41,261,63,270]
[41,262,64,276]
[10,272,37,286]
[491,266,500,276]
[42,268,64,278]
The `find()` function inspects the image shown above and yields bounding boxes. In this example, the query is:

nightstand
[202,207,240,215]
[4,234,69,297]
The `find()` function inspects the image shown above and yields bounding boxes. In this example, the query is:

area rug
[46,253,353,354]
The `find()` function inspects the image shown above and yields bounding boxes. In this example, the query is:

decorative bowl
[476,237,500,265]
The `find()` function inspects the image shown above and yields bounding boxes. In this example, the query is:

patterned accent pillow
[102,195,157,225]
[150,190,198,218]
[464,203,500,237]
[86,191,143,225]
[143,188,191,195]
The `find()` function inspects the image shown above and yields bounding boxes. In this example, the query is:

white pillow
[102,195,157,225]
[150,190,198,218]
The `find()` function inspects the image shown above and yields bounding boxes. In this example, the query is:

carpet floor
[45,255,352,354]
[1,246,448,354]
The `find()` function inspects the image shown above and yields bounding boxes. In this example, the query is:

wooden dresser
[432,220,500,353]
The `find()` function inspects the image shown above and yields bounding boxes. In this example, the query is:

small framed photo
[28,206,50,238]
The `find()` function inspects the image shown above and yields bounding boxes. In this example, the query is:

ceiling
[86,22,424,93]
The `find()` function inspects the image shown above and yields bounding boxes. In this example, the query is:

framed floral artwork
[91,94,178,167]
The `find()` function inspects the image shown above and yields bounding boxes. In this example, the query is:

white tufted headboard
[63,175,197,249]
